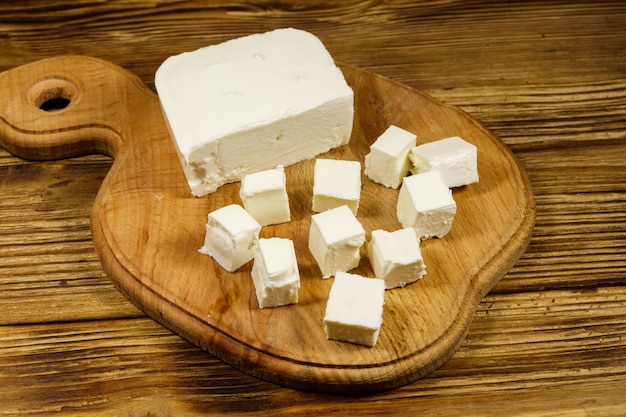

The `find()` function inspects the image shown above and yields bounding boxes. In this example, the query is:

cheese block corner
[155,28,355,197]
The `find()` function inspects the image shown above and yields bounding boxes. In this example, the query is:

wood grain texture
[0,0,625,414]
[0,55,533,393]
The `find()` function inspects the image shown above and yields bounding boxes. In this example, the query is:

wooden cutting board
[0,56,534,394]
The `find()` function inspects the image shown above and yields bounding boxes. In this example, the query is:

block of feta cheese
[155,28,355,197]
[239,166,290,226]
[308,205,365,278]
[323,272,385,347]
[251,238,300,308]
[364,125,416,189]
[396,171,457,240]
[312,158,362,215]
[409,136,478,188]
[199,204,262,272]
[368,228,426,289]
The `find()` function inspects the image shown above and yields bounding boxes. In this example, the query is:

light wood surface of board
[0,55,533,393]
[1,1,625,415]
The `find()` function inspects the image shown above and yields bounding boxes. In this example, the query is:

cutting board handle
[0,55,157,161]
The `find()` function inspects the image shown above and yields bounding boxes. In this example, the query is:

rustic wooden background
[1,1,625,415]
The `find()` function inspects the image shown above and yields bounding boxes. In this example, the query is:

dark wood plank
[0,0,625,414]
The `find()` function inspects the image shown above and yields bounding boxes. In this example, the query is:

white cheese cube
[239,166,290,226]
[409,136,478,188]
[396,171,456,240]
[199,204,261,272]
[155,28,354,197]
[364,125,416,189]
[312,159,362,215]
[251,238,300,308]
[323,272,385,347]
[368,228,426,289]
[308,205,365,278]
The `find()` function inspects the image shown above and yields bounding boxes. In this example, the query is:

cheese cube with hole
[155,28,354,197]
[397,171,456,239]
[409,136,478,188]
[364,125,416,189]
[312,158,362,215]
[239,166,290,226]
[251,238,300,308]
[199,204,261,272]
[323,272,385,347]
[368,228,426,289]
[308,205,365,278]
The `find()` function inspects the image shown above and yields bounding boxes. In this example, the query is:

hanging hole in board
[40,95,71,111]
[28,77,79,112]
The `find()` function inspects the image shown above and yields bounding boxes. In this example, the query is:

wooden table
[1,1,624,415]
